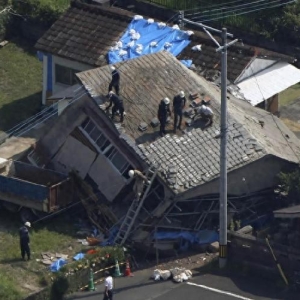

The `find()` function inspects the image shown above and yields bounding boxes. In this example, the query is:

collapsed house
[27,51,300,249]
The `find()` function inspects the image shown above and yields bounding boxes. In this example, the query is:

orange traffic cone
[124,259,133,277]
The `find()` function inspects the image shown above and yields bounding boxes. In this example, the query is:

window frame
[55,64,80,86]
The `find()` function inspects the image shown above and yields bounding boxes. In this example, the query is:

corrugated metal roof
[237,61,300,106]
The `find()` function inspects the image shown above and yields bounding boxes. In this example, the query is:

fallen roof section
[77,51,300,194]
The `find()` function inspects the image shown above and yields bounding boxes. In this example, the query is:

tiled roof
[77,51,300,194]
[35,0,133,66]
[178,31,254,82]
[178,31,295,83]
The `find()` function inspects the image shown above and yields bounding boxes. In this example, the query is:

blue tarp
[73,253,85,261]
[180,60,193,68]
[153,229,218,251]
[108,18,191,64]
[50,258,67,272]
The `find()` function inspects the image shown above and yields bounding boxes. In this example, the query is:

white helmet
[108,91,114,97]
[128,170,135,178]
[110,65,116,71]
[164,97,170,105]
[179,91,185,98]
[25,222,31,228]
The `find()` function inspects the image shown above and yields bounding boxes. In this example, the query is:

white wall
[41,54,94,105]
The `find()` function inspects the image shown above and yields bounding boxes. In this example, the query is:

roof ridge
[71,0,134,20]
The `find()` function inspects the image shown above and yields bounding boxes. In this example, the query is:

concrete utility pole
[183,17,238,268]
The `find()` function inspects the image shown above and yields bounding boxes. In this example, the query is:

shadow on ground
[0,92,42,132]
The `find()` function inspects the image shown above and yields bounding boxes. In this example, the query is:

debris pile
[151,267,192,283]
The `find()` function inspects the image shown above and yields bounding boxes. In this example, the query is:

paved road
[68,269,299,300]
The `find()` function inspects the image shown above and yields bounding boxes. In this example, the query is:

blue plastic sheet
[50,258,67,272]
[180,60,193,68]
[153,229,218,251]
[108,18,191,64]
[73,253,85,261]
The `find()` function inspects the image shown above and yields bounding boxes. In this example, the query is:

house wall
[41,54,93,105]
[177,155,295,200]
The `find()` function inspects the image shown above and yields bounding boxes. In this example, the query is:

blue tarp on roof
[108,18,191,64]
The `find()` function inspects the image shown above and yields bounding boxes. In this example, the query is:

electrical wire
[191,0,295,23]
[185,0,274,17]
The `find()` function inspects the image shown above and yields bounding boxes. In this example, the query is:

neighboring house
[35,0,300,113]
[178,32,300,114]
[35,0,134,104]
[30,51,300,244]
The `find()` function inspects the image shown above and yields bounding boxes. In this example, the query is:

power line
[186,0,295,23]
[185,0,273,17]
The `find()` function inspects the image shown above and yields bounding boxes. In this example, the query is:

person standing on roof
[106,91,125,123]
[108,66,120,95]
[194,104,214,126]
[158,97,171,137]
[19,221,31,261]
[128,169,150,200]
[173,91,186,133]
[103,271,113,300]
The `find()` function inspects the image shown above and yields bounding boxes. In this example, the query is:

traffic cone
[88,268,96,291]
[124,259,133,277]
[114,259,122,277]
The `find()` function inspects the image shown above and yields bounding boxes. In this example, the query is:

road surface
[67,268,299,300]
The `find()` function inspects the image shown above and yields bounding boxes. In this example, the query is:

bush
[12,0,70,27]
[0,1,11,39]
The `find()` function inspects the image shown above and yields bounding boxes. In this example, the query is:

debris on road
[151,267,192,283]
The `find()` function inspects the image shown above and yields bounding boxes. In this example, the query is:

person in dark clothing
[106,91,125,122]
[173,90,186,133]
[158,97,171,136]
[108,66,120,95]
[19,222,31,261]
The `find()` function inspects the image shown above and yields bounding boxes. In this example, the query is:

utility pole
[183,17,238,268]
[218,28,228,268]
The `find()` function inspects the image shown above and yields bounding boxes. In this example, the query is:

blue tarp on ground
[50,258,67,272]
[180,60,193,68]
[108,18,191,64]
[153,229,219,251]
[73,253,85,261]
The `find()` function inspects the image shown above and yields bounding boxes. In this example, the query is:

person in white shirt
[194,104,214,126]
[103,271,113,300]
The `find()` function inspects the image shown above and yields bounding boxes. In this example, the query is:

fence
[228,231,300,279]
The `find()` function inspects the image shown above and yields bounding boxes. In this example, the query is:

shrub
[12,0,70,27]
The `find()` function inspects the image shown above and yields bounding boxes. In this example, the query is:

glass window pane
[85,121,95,135]
[96,135,110,151]
[110,151,127,172]
[55,64,72,85]
[89,127,101,141]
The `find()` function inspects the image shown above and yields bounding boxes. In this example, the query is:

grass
[280,83,300,107]
[0,209,87,299]
[0,38,42,133]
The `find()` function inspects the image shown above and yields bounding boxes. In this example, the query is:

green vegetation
[0,38,42,132]
[0,270,24,300]
[279,169,300,204]
[11,0,70,26]
[280,84,300,107]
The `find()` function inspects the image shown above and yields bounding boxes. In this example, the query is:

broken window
[55,64,79,86]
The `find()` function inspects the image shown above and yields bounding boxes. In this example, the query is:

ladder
[114,164,159,246]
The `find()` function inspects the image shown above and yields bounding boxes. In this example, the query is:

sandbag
[160,270,171,280]
[173,274,183,283]
[152,269,161,281]
[185,269,192,279]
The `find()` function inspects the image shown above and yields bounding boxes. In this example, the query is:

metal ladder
[114,164,159,246]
